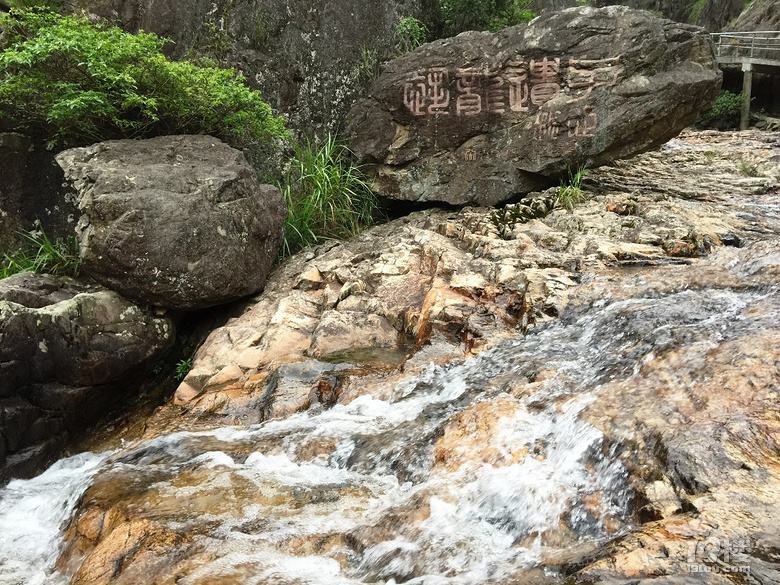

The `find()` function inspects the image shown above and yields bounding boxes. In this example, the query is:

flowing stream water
[1,136,779,585]
[1,234,778,584]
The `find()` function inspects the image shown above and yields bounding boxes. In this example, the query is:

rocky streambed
[0,129,778,584]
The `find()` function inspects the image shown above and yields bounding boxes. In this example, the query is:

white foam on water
[181,548,355,585]
[1,284,763,584]
[354,394,627,583]
[0,452,109,585]
[190,451,237,468]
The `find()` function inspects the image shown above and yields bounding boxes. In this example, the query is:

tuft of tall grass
[0,229,81,279]
[555,166,590,211]
[280,135,377,257]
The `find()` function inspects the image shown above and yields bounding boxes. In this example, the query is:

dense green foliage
[699,91,744,129]
[280,136,377,257]
[0,9,287,147]
[439,0,536,36]
[6,0,61,8]
[395,16,429,54]
[0,230,80,278]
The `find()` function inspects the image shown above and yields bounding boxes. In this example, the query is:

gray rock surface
[56,135,286,310]
[0,272,174,481]
[0,132,76,253]
[541,0,745,31]
[345,6,721,206]
[733,0,780,31]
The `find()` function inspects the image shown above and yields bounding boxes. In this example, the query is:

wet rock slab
[0,273,174,481]
[33,130,780,584]
[166,130,778,434]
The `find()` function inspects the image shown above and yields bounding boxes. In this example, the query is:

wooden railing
[712,31,780,65]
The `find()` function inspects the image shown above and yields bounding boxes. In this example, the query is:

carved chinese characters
[403,68,451,116]
[533,108,598,140]
[567,57,622,99]
[506,60,530,113]
[456,69,482,116]
[401,56,621,120]
[529,57,562,106]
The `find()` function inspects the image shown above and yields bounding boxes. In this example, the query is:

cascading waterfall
[2,247,776,585]
[0,453,109,585]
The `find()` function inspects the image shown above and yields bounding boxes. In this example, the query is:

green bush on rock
[395,16,429,54]
[699,90,744,129]
[0,9,288,148]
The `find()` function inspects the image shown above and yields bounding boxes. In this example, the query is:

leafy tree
[0,9,288,148]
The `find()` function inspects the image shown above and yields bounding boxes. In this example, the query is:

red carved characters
[529,57,561,106]
[403,69,451,116]
[399,55,616,137]
[455,68,483,116]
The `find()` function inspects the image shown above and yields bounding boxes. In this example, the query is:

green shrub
[738,157,759,177]
[1,229,80,279]
[175,358,193,382]
[395,16,428,54]
[280,135,377,257]
[0,9,288,148]
[487,0,536,31]
[556,167,589,210]
[439,0,536,36]
[6,0,61,9]
[698,90,744,129]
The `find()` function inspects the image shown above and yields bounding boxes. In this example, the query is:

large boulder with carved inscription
[56,135,286,310]
[345,6,722,206]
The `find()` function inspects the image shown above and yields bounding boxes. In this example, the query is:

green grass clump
[0,8,288,148]
[280,135,377,258]
[738,157,759,177]
[1,230,80,279]
[688,0,707,23]
[556,167,590,211]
